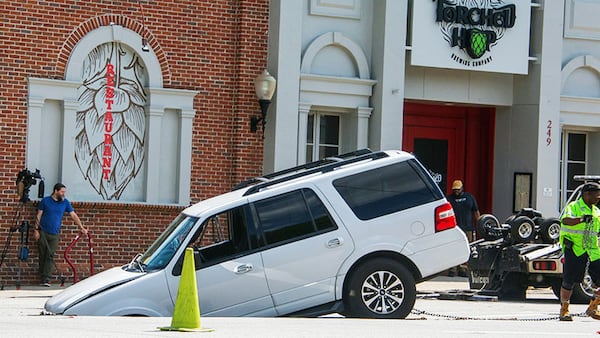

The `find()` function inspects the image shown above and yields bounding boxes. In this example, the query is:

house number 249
[546,120,552,146]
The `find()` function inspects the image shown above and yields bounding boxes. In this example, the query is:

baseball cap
[582,182,600,192]
[452,180,463,190]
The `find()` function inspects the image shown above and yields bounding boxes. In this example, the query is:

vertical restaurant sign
[76,42,147,200]
[411,0,531,74]
[103,63,115,180]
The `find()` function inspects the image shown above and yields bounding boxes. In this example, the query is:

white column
[61,100,80,182]
[535,1,564,215]
[297,103,311,164]
[145,106,163,204]
[178,109,195,205]
[265,0,303,173]
[370,0,408,150]
[26,98,45,169]
[355,107,373,150]
[147,87,197,205]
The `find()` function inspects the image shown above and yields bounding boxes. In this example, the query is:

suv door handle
[326,237,344,248]
[234,263,253,274]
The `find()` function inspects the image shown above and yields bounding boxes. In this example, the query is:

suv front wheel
[343,258,416,319]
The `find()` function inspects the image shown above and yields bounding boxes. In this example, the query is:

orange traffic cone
[159,247,213,332]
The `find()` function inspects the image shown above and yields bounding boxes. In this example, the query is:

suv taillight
[435,202,457,232]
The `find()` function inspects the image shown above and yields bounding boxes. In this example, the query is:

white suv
[45,149,469,318]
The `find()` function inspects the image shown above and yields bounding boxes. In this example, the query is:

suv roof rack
[233,148,389,196]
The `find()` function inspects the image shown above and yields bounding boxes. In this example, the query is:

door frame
[402,102,495,214]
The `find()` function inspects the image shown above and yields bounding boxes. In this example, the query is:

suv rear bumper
[403,228,470,278]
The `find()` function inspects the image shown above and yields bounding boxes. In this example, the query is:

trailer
[468,175,600,303]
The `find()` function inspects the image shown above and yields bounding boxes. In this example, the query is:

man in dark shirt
[447,180,480,242]
[446,180,480,277]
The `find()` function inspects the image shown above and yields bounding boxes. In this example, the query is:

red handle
[63,232,94,284]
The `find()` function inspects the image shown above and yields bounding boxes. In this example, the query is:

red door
[403,117,465,195]
[403,103,494,214]
[403,127,456,194]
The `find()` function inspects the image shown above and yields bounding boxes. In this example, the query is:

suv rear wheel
[343,258,416,319]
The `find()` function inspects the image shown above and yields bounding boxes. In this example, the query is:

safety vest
[560,197,600,261]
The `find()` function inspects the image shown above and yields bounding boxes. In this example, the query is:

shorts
[562,247,600,290]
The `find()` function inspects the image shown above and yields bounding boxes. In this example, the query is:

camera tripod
[0,200,64,290]
[0,167,51,289]
[0,201,32,290]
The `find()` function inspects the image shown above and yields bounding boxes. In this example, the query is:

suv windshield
[137,214,198,271]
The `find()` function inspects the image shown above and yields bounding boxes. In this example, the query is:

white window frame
[306,112,342,162]
[560,130,588,208]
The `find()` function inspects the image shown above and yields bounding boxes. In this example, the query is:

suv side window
[333,160,441,220]
[173,205,255,275]
[253,188,337,246]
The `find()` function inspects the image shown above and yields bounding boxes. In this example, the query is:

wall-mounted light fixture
[141,37,150,52]
[250,70,277,133]
[138,0,150,53]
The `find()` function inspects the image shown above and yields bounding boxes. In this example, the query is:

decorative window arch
[27,24,197,205]
[65,24,163,87]
[301,31,370,79]
[561,55,600,94]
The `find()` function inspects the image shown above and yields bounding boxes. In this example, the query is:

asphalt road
[2,276,600,337]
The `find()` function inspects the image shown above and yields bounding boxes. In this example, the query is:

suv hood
[44,266,144,314]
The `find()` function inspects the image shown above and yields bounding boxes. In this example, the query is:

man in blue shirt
[33,183,87,286]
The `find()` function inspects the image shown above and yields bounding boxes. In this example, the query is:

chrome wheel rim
[582,273,594,298]
[548,222,561,240]
[518,222,533,238]
[361,270,404,314]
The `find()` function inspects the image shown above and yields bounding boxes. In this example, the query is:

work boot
[560,302,573,321]
[586,297,600,320]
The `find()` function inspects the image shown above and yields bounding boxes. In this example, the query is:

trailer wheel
[572,269,595,304]
[552,277,594,304]
[476,214,503,241]
[509,216,535,243]
[539,217,561,244]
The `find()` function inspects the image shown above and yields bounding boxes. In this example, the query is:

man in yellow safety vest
[559,182,600,321]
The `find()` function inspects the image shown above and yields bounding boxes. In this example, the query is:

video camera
[16,168,44,203]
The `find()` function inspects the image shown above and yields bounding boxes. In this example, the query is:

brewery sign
[411,0,531,74]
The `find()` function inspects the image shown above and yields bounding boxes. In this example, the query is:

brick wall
[0,0,269,287]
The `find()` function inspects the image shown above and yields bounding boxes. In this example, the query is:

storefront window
[306,113,340,162]
[561,132,587,207]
